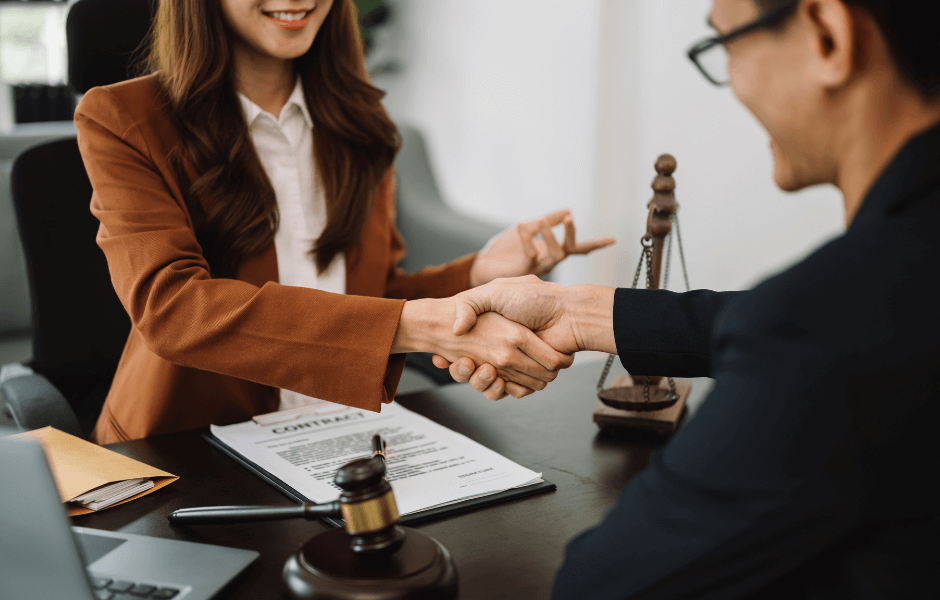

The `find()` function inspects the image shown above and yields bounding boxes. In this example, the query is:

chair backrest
[1,0,154,434]
[66,0,155,95]
[11,139,131,435]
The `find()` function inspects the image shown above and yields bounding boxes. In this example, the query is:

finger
[453,295,482,336]
[516,221,541,260]
[481,376,509,400]
[448,357,477,383]
[431,354,451,369]
[518,328,572,373]
[540,208,571,227]
[505,381,535,399]
[469,364,498,392]
[539,218,566,264]
[483,377,507,401]
[563,215,577,251]
[497,366,550,391]
[572,236,617,255]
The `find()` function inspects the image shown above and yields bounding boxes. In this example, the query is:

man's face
[710,0,836,192]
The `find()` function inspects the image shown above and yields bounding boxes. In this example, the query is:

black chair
[3,140,130,437]
[0,0,151,438]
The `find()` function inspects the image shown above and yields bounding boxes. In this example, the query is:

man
[436,0,940,597]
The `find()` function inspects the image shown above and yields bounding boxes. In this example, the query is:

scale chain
[597,239,652,391]
[673,213,691,292]
[598,233,683,402]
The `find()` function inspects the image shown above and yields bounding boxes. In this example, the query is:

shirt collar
[850,119,940,231]
[237,77,313,129]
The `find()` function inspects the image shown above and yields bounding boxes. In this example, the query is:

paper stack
[70,477,157,511]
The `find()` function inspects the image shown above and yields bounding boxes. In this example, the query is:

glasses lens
[697,43,730,85]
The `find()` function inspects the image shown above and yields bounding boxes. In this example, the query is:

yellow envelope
[11,426,177,516]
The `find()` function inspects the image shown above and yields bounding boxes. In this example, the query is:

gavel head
[334,457,405,556]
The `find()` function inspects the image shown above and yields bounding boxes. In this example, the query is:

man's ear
[800,0,863,90]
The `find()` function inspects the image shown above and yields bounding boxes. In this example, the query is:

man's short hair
[753,0,940,98]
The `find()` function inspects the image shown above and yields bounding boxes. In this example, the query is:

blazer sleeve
[75,86,405,413]
[613,288,742,377]
[381,172,477,300]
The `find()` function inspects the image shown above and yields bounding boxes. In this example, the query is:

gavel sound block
[169,455,457,600]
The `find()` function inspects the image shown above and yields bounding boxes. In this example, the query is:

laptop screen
[0,436,94,600]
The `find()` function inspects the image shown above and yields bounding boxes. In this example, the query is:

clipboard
[203,431,556,528]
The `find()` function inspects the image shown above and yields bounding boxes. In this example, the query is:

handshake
[396,276,618,401]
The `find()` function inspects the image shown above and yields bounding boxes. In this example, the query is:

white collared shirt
[238,79,346,410]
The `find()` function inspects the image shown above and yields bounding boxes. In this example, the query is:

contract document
[209,399,543,516]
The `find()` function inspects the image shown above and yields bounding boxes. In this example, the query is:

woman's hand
[468,209,615,288]
[392,298,574,398]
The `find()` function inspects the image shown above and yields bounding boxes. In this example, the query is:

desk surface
[75,362,711,600]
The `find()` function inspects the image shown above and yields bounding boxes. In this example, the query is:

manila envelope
[11,426,177,516]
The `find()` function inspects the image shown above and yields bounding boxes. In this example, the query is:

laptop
[0,433,258,600]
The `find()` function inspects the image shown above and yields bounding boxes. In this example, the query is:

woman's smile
[262,7,313,29]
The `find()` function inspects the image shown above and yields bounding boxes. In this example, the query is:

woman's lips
[263,10,310,28]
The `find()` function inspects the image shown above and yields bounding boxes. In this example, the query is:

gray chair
[394,124,501,273]
[393,124,503,383]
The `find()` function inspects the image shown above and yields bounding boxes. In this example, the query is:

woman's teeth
[266,11,308,21]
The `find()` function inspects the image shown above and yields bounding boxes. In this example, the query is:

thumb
[453,295,484,335]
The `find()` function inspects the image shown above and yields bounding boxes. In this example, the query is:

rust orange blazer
[74,74,475,444]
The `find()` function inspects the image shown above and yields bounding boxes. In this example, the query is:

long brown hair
[147,0,400,277]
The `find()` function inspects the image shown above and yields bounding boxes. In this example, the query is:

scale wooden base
[593,374,691,435]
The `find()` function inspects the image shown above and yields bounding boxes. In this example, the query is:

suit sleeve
[613,288,742,377]
[75,87,405,412]
[553,294,870,600]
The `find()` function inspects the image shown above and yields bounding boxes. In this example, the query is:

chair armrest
[0,363,84,438]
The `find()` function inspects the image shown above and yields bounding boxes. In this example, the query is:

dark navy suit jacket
[552,123,940,600]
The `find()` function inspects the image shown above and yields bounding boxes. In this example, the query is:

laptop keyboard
[88,575,181,599]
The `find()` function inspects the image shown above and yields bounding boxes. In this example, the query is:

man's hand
[454,275,581,354]
[467,209,615,288]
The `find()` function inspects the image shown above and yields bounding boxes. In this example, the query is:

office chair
[2,139,129,438]
[0,0,149,438]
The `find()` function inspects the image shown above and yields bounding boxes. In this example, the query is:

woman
[75,0,613,443]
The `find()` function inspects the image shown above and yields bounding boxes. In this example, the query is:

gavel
[169,435,458,600]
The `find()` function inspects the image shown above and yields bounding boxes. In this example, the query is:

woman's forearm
[391,298,451,355]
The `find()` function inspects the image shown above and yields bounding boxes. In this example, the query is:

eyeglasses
[687,2,799,86]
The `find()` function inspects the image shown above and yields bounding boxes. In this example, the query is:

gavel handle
[168,501,341,524]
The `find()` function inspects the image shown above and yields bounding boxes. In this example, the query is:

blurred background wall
[377,0,845,292]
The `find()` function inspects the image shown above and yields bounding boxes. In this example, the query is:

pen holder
[169,455,457,600]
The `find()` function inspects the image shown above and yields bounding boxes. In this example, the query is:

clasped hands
[393,209,614,400]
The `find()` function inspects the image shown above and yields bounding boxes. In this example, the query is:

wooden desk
[74,363,711,600]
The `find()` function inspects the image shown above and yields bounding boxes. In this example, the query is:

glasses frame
[687,1,800,86]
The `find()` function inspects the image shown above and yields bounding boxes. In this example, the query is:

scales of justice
[594,153,694,434]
